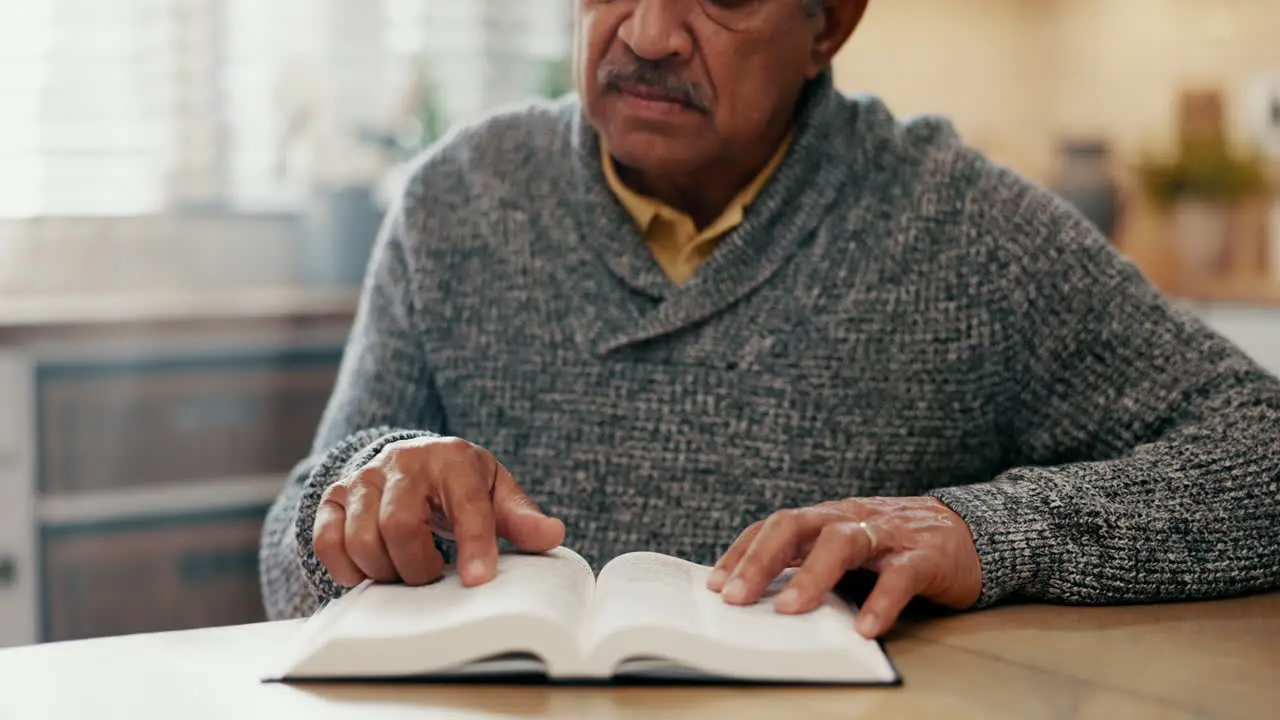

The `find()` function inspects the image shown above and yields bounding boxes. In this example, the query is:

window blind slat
[0,0,572,219]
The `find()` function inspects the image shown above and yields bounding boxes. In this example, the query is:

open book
[271,547,900,685]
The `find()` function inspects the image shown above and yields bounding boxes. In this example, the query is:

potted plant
[275,59,408,287]
[1138,139,1268,277]
[368,59,450,212]
[536,56,573,100]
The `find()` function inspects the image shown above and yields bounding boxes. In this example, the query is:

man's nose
[618,0,695,62]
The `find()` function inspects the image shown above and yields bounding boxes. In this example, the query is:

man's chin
[604,138,709,178]
[598,119,714,177]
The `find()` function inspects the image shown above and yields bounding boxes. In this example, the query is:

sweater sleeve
[258,204,447,620]
[931,192,1280,608]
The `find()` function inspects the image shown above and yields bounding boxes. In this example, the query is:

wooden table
[4,593,1277,720]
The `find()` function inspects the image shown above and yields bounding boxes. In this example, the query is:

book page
[588,552,851,651]
[325,547,594,639]
[587,551,704,642]
[585,552,896,683]
[279,547,597,679]
[689,570,863,653]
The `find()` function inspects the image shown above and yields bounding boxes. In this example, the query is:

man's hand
[312,436,566,589]
[706,497,982,638]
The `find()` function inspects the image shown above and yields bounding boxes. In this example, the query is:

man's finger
[379,470,445,586]
[344,476,399,582]
[856,554,929,638]
[774,520,874,614]
[707,522,763,592]
[442,464,500,587]
[313,483,365,587]
[493,465,565,552]
[722,509,829,606]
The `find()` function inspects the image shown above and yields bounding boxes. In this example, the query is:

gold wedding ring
[857,520,879,555]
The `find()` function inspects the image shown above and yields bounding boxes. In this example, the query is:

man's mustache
[597,59,712,114]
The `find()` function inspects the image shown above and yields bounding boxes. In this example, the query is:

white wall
[1045,0,1280,158]
[834,0,1280,183]
[833,1,1280,373]
[835,0,1056,178]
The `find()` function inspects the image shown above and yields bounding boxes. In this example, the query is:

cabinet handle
[0,556,14,587]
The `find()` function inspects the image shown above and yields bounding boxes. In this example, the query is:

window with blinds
[0,0,174,218]
[0,0,573,220]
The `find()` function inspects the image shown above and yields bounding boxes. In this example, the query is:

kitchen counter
[0,276,1276,329]
[1159,277,1280,307]
[0,282,1273,368]
[0,287,360,331]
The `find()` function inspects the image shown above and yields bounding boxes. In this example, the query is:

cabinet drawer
[0,467,37,648]
[41,510,269,642]
[0,351,30,469]
[37,349,340,494]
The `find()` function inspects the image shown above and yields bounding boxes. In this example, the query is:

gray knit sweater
[259,73,1280,621]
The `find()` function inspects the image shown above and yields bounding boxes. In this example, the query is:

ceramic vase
[301,185,382,287]
[1171,198,1233,278]
[1051,140,1123,241]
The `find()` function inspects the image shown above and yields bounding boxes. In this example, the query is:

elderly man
[260,0,1280,638]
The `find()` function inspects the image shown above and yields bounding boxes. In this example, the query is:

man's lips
[613,82,698,111]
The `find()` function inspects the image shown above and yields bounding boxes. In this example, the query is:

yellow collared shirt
[601,134,793,285]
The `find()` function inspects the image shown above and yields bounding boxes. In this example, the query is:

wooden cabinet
[37,350,338,494]
[0,311,351,647]
[29,347,342,643]
[42,512,268,641]
[0,352,37,648]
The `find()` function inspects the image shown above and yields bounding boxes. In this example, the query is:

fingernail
[707,568,728,588]
[856,610,881,637]
[464,558,490,583]
[723,579,748,604]
[774,588,800,611]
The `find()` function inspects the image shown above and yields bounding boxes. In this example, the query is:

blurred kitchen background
[0,0,1277,647]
